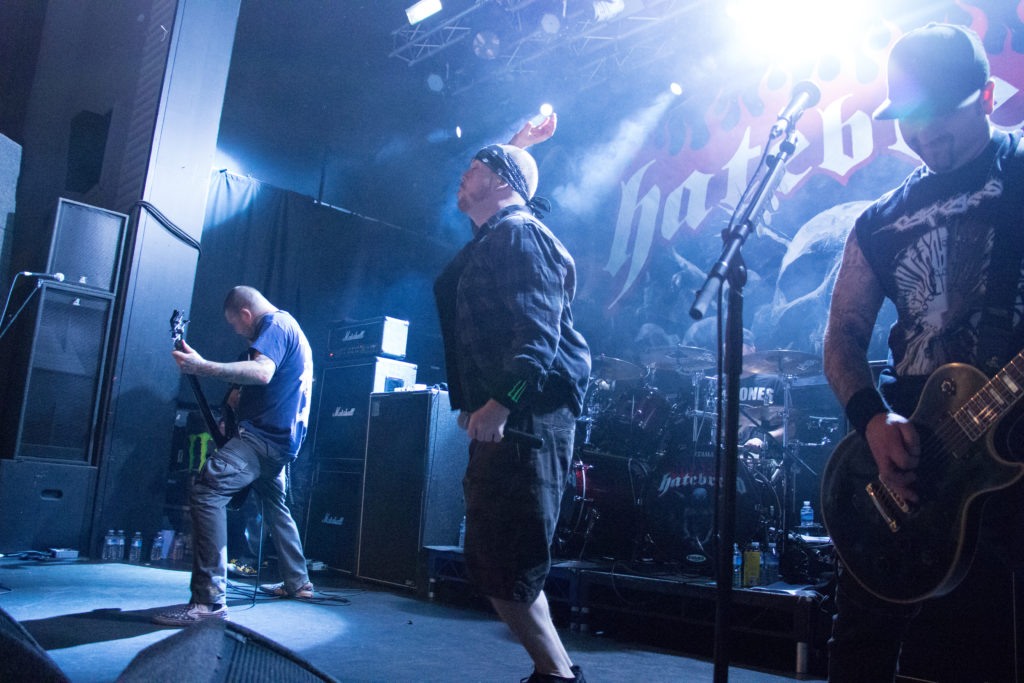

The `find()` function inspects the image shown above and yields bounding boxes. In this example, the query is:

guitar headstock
[169,309,189,349]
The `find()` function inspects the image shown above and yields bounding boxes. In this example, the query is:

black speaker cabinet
[0,605,69,683]
[47,198,127,293]
[118,617,335,682]
[0,459,96,554]
[309,357,417,461]
[2,282,114,463]
[302,458,364,573]
[356,389,467,589]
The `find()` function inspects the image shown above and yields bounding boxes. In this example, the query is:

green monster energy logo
[507,380,527,403]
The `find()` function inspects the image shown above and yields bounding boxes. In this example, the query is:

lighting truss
[389,0,704,95]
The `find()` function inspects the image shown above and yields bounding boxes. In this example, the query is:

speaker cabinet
[47,198,127,293]
[309,357,417,461]
[302,458,364,573]
[357,389,467,589]
[118,617,335,682]
[0,459,96,554]
[0,605,68,683]
[2,282,114,463]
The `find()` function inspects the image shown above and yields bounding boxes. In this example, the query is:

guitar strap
[977,131,1024,376]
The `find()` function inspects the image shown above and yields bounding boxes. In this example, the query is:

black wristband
[845,387,888,437]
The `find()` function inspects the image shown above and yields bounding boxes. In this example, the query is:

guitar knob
[940,379,957,395]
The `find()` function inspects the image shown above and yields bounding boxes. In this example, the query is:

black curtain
[183,171,456,423]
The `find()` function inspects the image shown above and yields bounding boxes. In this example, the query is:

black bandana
[474,144,552,218]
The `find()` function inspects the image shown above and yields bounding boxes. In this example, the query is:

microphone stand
[690,132,799,683]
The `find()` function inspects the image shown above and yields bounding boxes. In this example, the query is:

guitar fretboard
[953,352,1024,440]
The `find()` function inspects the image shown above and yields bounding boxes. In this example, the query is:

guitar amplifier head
[327,316,408,361]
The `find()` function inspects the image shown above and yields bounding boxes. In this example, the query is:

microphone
[503,428,545,450]
[770,80,821,138]
[20,271,65,282]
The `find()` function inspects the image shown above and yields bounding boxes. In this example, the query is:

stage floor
[0,558,815,682]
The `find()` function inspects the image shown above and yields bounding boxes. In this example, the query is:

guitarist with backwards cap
[154,286,314,626]
[822,23,1024,681]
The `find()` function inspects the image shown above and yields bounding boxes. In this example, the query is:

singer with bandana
[433,117,591,682]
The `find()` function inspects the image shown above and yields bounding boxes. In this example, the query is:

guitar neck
[953,351,1024,440]
[174,338,228,450]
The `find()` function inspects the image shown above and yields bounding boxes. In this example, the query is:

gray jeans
[189,429,309,605]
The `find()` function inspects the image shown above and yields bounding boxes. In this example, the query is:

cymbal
[592,355,643,381]
[640,345,715,371]
[737,404,798,429]
[743,349,822,377]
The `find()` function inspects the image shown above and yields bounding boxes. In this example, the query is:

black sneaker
[258,581,314,599]
[522,665,584,682]
[152,602,227,627]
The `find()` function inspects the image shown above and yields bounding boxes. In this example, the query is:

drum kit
[556,346,841,570]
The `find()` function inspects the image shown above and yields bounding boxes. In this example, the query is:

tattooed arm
[824,228,920,503]
[823,228,884,405]
[173,340,276,385]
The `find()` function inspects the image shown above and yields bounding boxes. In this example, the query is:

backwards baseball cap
[874,23,990,121]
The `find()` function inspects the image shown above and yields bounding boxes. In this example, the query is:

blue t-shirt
[235,311,314,458]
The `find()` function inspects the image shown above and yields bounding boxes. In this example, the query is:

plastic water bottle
[150,533,164,562]
[170,535,185,562]
[764,541,780,584]
[103,530,116,561]
[115,530,126,562]
[742,542,761,587]
[800,501,814,528]
[732,544,742,588]
[129,532,143,563]
[458,516,466,549]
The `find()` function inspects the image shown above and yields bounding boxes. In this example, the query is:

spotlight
[670,82,683,96]
[426,73,445,92]
[455,126,462,138]
[592,0,626,22]
[472,31,501,59]
[406,0,442,25]
[540,12,560,34]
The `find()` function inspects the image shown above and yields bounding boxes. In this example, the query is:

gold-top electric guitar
[821,356,1024,603]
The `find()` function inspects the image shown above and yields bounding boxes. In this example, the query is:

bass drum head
[644,446,764,567]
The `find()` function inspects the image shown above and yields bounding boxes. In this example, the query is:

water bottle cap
[803,501,811,506]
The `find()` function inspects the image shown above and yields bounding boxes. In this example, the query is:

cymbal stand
[690,370,714,450]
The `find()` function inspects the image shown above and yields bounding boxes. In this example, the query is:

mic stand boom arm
[689,133,799,683]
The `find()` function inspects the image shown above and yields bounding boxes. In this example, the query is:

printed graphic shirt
[855,130,1024,378]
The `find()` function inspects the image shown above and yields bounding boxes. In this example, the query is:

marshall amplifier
[309,357,418,461]
[326,316,408,361]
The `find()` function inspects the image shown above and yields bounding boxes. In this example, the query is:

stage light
[426,73,444,92]
[541,12,560,34]
[539,103,554,117]
[472,30,501,59]
[669,82,683,96]
[455,126,462,138]
[406,0,442,25]
[725,0,873,65]
[593,0,626,22]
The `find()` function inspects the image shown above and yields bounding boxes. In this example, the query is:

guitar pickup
[866,482,901,533]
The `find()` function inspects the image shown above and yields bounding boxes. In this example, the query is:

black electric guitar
[821,356,1024,603]
[169,310,248,509]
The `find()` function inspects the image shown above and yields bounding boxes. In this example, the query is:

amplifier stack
[303,317,416,573]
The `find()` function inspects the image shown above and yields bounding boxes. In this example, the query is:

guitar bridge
[865,482,901,533]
